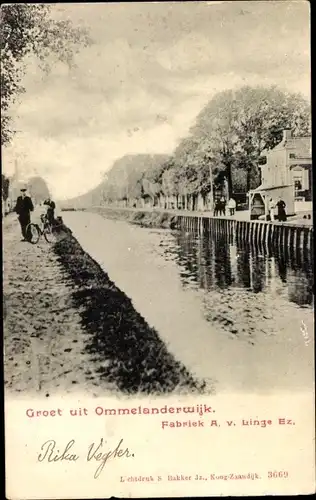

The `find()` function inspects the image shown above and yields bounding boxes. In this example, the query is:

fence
[177,215,313,252]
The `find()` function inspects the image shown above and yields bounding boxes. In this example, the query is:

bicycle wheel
[26,223,40,244]
[43,224,57,243]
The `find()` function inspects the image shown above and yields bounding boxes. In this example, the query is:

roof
[283,136,311,151]
[261,135,312,157]
[275,136,311,154]
[251,184,293,192]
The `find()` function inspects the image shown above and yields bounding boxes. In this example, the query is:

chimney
[283,129,292,141]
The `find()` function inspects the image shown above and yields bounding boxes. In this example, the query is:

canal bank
[88,206,313,251]
[3,213,204,396]
[62,210,314,395]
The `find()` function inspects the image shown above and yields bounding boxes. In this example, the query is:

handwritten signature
[37,438,133,478]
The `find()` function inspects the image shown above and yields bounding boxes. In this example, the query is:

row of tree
[2,174,51,207]
[1,6,311,211]
[102,86,311,210]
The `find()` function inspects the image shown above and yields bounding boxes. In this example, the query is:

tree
[161,161,178,197]
[1,4,92,145]
[232,86,311,190]
[191,86,311,194]
[2,174,10,201]
[27,176,50,203]
[189,89,241,197]
[231,168,247,193]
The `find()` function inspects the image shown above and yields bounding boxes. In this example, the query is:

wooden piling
[176,213,310,254]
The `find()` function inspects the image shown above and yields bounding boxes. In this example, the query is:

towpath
[82,204,313,226]
[3,214,108,396]
[3,213,202,396]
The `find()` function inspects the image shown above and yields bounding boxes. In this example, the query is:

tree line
[102,86,311,211]
[1,6,311,212]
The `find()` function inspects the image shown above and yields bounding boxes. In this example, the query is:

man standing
[14,187,34,241]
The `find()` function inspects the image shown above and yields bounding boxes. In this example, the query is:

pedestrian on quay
[14,186,34,241]
[268,197,275,221]
[219,196,226,216]
[276,197,287,222]
[214,199,220,216]
[227,197,236,216]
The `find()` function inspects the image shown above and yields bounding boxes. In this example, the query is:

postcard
[2,1,314,498]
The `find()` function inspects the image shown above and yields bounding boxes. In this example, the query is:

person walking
[276,197,287,222]
[14,187,34,241]
[227,197,236,216]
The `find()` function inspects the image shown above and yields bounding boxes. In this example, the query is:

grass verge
[53,233,206,395]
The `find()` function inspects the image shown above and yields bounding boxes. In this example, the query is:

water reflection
[169,231,314,308]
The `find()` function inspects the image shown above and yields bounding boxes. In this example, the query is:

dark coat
[44,200,55,210]
[276,200,287,221]
[15,196,34,218]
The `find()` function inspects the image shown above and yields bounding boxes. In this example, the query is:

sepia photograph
[2,1,313,397]
[2,1,314,498]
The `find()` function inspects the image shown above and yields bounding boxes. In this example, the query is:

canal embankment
[3,213,205,396]
[61,211,314,394]
[87,206,313,251]
[88,205,180,229]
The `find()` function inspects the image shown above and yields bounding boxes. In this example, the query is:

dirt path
[3,215,107,396]
[3,214,203,397]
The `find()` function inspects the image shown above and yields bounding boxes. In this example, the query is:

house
[260,129,312,201]
[249,129,312,219]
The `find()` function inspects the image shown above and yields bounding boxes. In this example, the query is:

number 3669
[268,471,289,478]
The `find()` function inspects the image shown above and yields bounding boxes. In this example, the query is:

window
[289,153,296,159]
[294,179,302,191]
[293,176,303,191]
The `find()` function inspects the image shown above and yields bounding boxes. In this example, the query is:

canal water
[63,211,314,395]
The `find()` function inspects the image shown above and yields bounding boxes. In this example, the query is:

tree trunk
[246,169,251,193]
[226,164,233,199]
[189,195,193,211]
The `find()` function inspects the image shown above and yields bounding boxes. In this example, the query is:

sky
[2,1,311,200]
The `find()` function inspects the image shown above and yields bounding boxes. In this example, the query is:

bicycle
[26,214,66,244]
